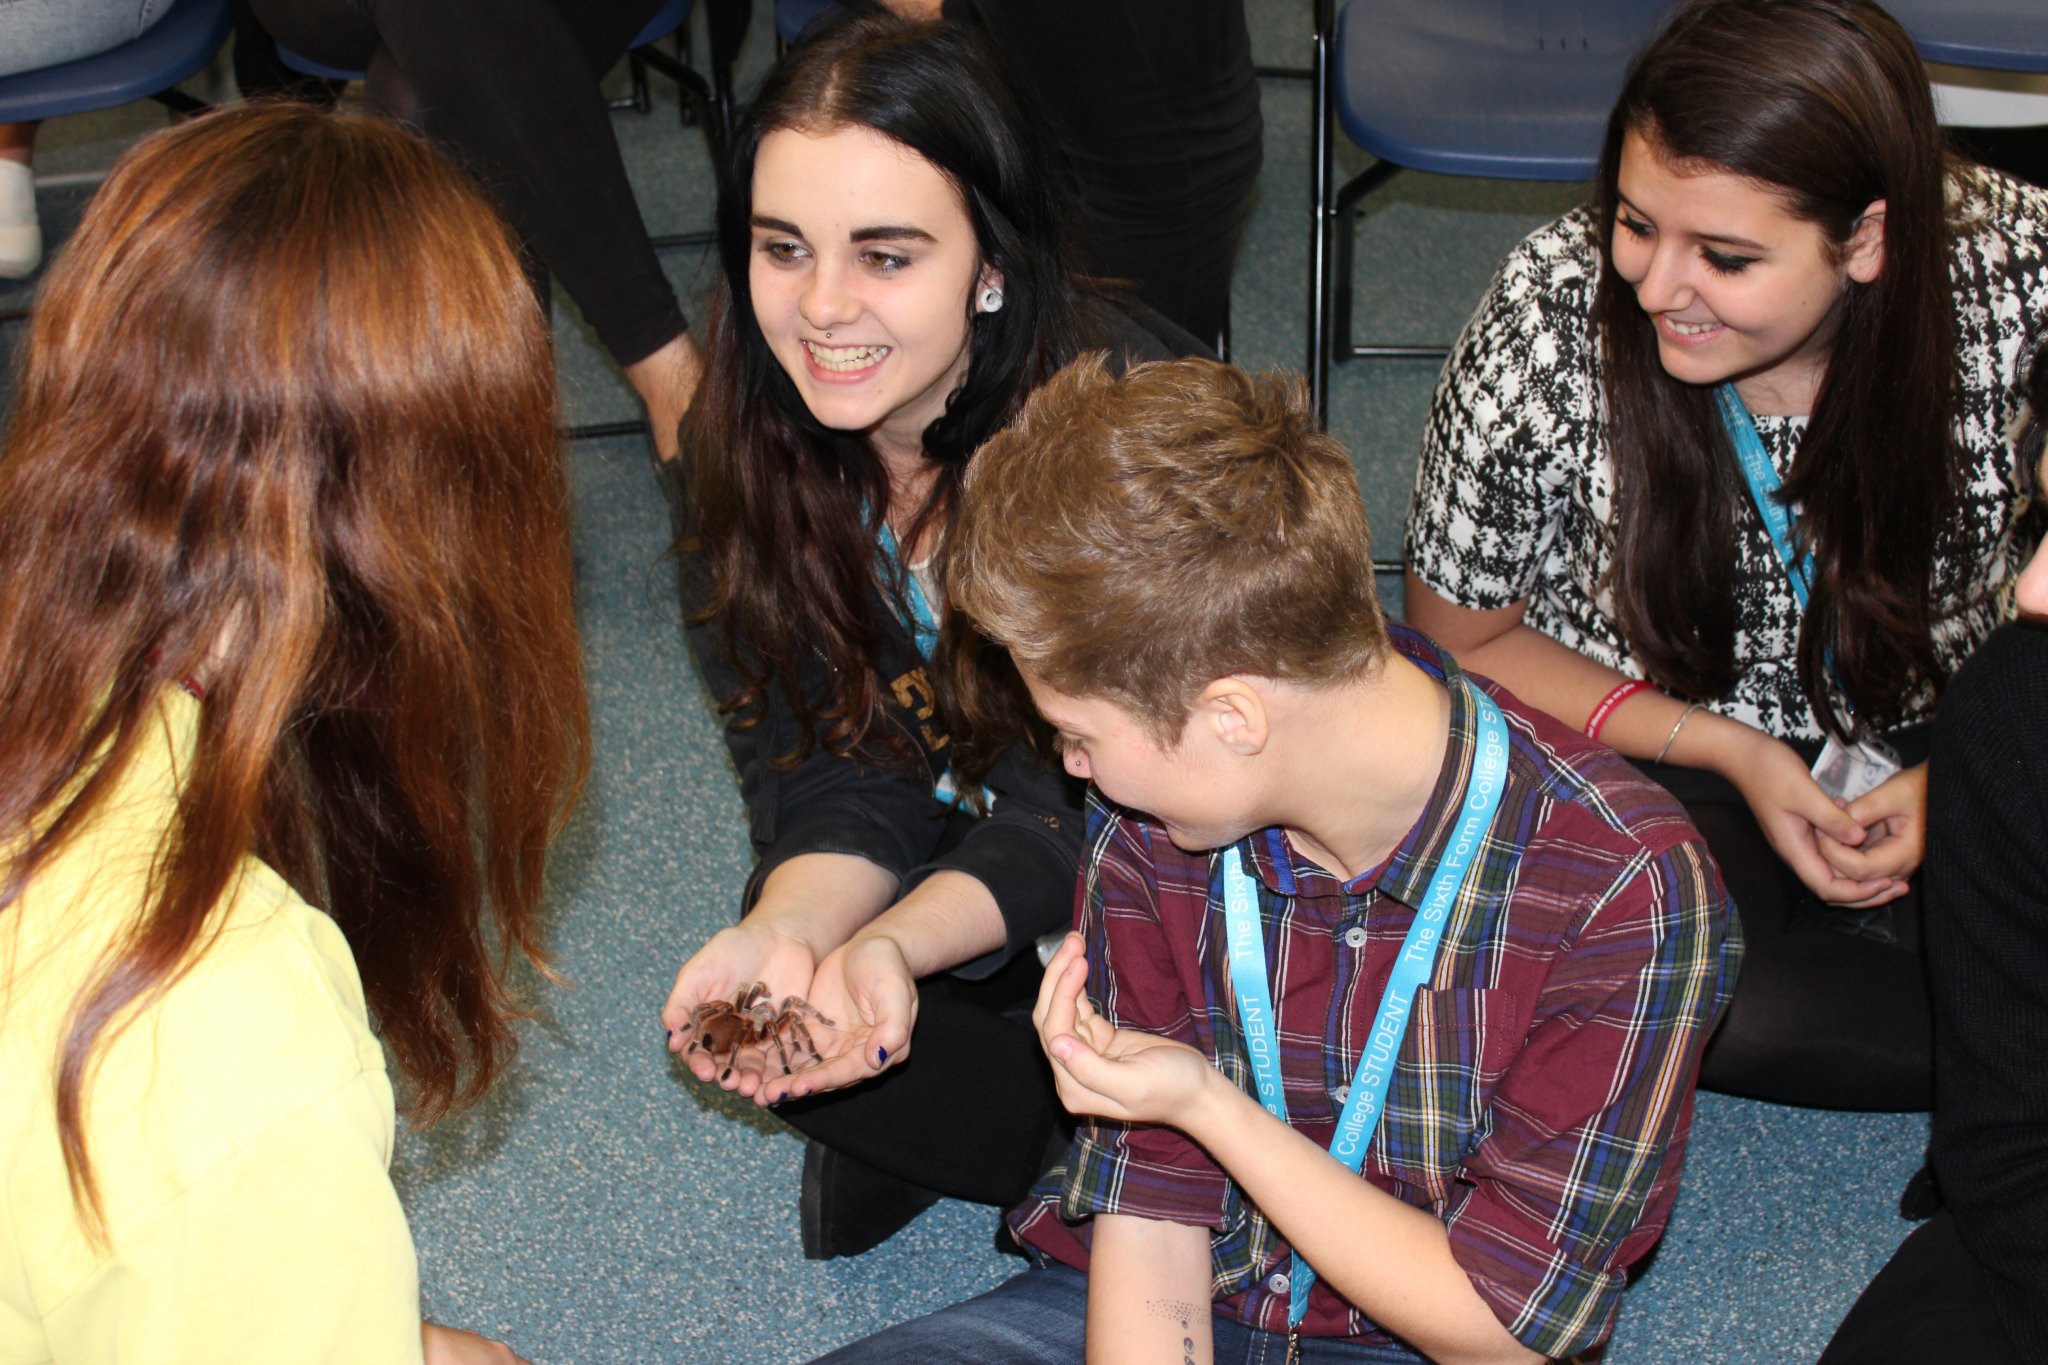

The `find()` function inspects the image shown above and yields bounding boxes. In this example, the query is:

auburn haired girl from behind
[0,103,587,1363]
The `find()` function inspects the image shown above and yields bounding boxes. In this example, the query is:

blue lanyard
[1221,680,1510,1328]
[875,517,992,807]
[1714,383,1814,613]
[875,519,939,659]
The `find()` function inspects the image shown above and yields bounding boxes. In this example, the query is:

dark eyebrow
[749,215,937,246]
[1698,231,1768,254]
[1615,192,1767,253]
[850,225,937,245]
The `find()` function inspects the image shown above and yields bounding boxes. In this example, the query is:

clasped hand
[662,922,919,1106]
[1033,932,1217,1128]
[1726,733,1926,909]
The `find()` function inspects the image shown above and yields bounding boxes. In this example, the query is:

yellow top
[0,689,424,1363]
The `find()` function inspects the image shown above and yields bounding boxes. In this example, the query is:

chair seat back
[1335,0,1672,182]
[0,0,232,124]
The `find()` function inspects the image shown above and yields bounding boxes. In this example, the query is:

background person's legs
[245,0,699,451]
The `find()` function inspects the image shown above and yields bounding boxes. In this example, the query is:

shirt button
[1334,1084,1351,1106]
[1267,1272,1291,1296]
[1342,925,1368,949]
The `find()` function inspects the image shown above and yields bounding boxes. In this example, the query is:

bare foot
[623,330,705,462]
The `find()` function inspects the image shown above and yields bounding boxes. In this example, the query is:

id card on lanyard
[1713,385,1901,801]
[1221,678,1509,1346]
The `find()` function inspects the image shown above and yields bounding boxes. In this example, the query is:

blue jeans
[0,0,174,78]
[811,1260,1426,1365]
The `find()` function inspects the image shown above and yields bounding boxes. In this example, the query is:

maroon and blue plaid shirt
[1009,628,1741,1359]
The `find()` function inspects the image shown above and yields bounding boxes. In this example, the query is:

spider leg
[780,1016,825,1068]
[778,996,836,1029]
[765,1028,797,1077]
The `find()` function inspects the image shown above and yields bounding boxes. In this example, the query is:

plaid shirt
[1009,628,1741,1359]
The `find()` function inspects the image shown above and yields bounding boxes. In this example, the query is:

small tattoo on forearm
[1146,1300,1199,1365]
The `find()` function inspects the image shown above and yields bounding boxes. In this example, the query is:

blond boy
[818,357,1739,1365]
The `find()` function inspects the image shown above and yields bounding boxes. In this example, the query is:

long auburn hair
[679,12,1088,774]
[1596,0,1962,737]
[0,104,589,1239]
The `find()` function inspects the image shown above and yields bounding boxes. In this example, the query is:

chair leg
[674,25,695,127]
[1332,161,1419,361]
[150,88,209,116]
[1308,0,1336,426]
[610,52,653,114]
[632,44,722,168]
[705,0,747,150]
[1333,160,1455,364]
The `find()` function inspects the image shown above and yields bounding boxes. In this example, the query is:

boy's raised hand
[1033,933,1216,1127]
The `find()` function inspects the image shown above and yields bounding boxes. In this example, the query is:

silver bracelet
[1655,703,1704,764]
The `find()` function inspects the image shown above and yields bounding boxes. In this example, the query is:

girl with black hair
[660,12,1203,1256]
[1404,0,2048,1111]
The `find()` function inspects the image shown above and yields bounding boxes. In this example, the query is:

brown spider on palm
[676,981,837,1083]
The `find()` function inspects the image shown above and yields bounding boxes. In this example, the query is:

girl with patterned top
[1404,0,2048,1111]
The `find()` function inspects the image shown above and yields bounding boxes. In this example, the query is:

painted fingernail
[876,1046,889,1065]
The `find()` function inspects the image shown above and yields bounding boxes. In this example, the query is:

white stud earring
[978,285,1005,314]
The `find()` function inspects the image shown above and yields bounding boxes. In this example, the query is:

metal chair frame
[1307,0,1663,427]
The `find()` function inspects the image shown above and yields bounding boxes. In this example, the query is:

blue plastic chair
[776,0,842,51]
[0,0,233,124]
[1309,0,1672,422]
[1885,0,2048,74]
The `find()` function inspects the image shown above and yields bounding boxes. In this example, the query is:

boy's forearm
[1182,1075,1542,1365]
[1086,1214,1215,1365]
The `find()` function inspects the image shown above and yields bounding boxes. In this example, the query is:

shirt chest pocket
[1367,986,1521,1207]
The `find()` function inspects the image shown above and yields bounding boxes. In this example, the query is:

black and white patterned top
[1405,167,2048,742]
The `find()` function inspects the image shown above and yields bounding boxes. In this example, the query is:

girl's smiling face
[747,123,998,459]
[1609,129,1886,415]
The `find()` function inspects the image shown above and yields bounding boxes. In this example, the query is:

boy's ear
[1197,678,1268,756]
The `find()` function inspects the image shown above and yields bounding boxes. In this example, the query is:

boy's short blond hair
[948,355,1390,745]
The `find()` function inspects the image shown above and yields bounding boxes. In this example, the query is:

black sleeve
[678,548,951,908]
[680,548,1088,973]
[1926,621,2048,1360]
[907,738,1088,978]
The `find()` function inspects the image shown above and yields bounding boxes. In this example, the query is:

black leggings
[244,0,687,367]
[775,947,1064,1206]
[955,0,1262,346]
[1639,734,1933,1112]
[1820,1212,2026,1364]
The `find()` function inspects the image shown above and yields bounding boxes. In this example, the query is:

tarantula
[676,981,836,1082]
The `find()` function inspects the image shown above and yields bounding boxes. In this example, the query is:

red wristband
[1585,680,1653,740]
